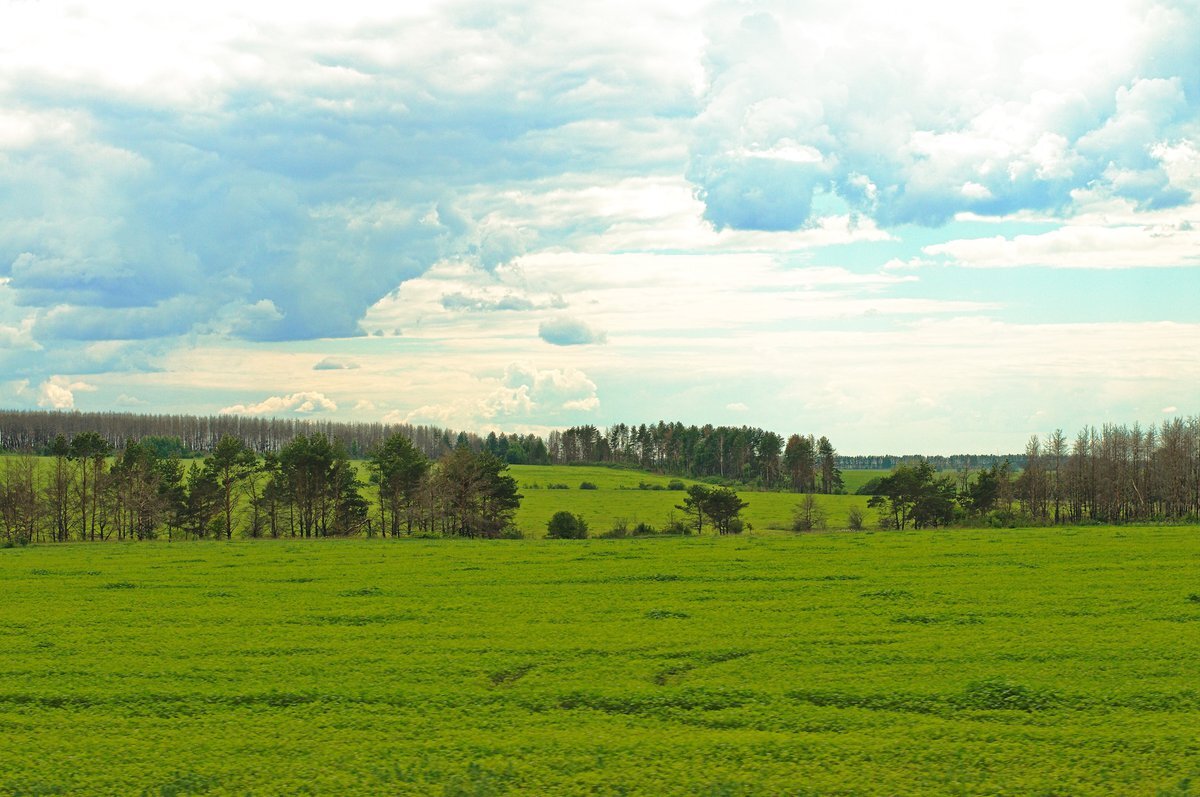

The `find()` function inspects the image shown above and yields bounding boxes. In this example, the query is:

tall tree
[817,436,843,494]
[783,434,816,492]
[68,431,111,541]
[46,434,73,542]
[204,436,258,540]
[370,433,430,536]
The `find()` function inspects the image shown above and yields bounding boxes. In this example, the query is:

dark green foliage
[204,436,257,540]
[855,477,883,495]
[579,481,598,490]
[273,434,368,537]
[676,484,749,535]
[369,433,430,536]
[867,460,957,530]
[436,449,522,537]
[960,461,1010,515]
[546,511,588,539]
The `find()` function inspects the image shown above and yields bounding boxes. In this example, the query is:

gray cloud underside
[539,316,606,346]
[0,5,697,355]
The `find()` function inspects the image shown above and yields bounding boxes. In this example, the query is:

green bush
[547,511,588,539]
[579,481,598,490]
[667,480,686,491]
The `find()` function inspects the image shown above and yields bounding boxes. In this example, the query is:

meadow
[2,526,1199,795]
[509,464,876,535]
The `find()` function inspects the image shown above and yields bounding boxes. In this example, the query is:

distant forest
[0,409,1197,545]
[0,409,1010,482]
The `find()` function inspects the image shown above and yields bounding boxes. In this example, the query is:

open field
[510,464,876,535]
[2,527,1199,795]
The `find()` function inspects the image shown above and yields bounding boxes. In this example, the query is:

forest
[0,409,1197,543]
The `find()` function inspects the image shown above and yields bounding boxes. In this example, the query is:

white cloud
[220,391,337,416]
[36,377,96,409]
[688,4,1198,228]
[925,223,1200,268]
[726,402,749,412]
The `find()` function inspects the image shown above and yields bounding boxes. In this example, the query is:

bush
[547,511,588,539]
[792,494,827,531]
[667,480,686,491]
[547,483,569,490]
[579,481,598,490]
[847,507,865,531]
[661,517,691,535]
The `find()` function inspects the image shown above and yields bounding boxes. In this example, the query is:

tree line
[0,409,527,461]
[0,431,521,544]
[1,411,844,491]
[548,423,844,492]
[867,419,1200,528]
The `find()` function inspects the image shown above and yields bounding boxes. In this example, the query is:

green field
[510,465,875,535]
[2,527,1199,795]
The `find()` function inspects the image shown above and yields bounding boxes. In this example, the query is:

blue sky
[1,0,1197,453]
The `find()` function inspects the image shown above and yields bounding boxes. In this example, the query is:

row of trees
[867,419,1200,528]
[0,409,500,460]
[1,410,848,492]
[0,432,522,544]
[549,423,843,492]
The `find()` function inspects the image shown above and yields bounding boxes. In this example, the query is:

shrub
[547,483,570,490]
[579,481,598,490]
[667,480,686,491]
[792,494,827,531]
[632,522,658,536]
[847,507,865,531]
[547,511,588,539]
[661,517,691,535]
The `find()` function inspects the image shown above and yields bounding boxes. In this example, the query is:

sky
[1,0,1198,454]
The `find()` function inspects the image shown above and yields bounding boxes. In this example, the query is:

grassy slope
[510,464,876,536]
[2,527,1199,795]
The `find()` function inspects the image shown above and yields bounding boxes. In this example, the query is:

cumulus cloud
[36,377,96,409]
[688,3,1200,230]
[393,362,599,427]
[503,363,599,409]
[539,316,607,346]
[726,402,749,412]
[220,391,337,415]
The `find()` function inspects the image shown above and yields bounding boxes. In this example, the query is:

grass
[2,526,1199,794]
[511,464,875,535]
